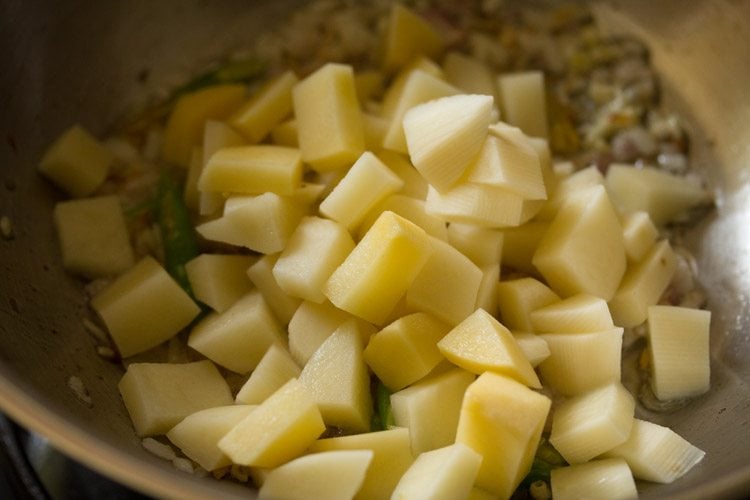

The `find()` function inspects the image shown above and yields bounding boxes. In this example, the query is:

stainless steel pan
[0,1,748,498]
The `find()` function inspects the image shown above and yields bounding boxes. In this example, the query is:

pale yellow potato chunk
[447,223,503,266]
[188,291,286,374]
[364,312,450,391]
[512,332,550,367]
[293,63,365,171]
[218,378,325,468]
[185,254,255,313]
[299,320,372,433]
[391,368,475,455]
[621,210,658,262]
[425,183,526,228]
[534,165,603,222]
[235,344,300,405]
[438,309,540,388]
[258,450,373,500]
[247,254,301,325]
[118,360,233,436]
[443,51,498,101]
[376,149,429,200]
[500,221,548,275]
[91,256,200,358]
[496,277,559,332]
[53,195,134,278]
[202,119,246,166]
[39,125,113,197]
[497,71,548,138]
[381,57,445,119]
[229,70,298,143]
[307,428,414,500]
[324,211,433,325]
[358,194,447,241]
[270,118,298,147]
[551,458,638,500]
[166,405,256,471]
[530,294,615,334]
[287,300,356,366]
[381,4,444,73]
[475,264,500,316]
[392,443,482,500]
[363,113,389,151]
[456,372,551,498]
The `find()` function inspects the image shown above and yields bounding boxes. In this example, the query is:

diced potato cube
[406,236,483,325]
[258,450,373,500]
[609,240,677,327]
[621,211,658,262]
[118,360,233,436]
[647,305,711,400]
[272,216,355,303]
[534,165,604,222]
[500,221,548,275]
[198,145,303,196]
[358,194,448,241]
[53,195,134,278]
[218,378,325,468]
[381,57,445,119]
[497,71,548,138]
[447,223,503,267]
[512,332,550,367]
[539,328,623,396]
[530,294,614,334]
[381,4,444,73]
[319,151,404,231]
[91,256,200,358]
[202,119,247,166]
[235,344,300,405]
[39,125,113,197]
[496,277,559,332]
[403,94,494,192]
[270,119,298,147]
[308,428,414,500]
[196,192,304,254]
[247,254,301,325]
[287,300,356,366]
[425,183,526,228]
[438,309,540,388]
[605,163,710,226]
[551,458,638,500]
[166,405,256,471]
[475,264,500,316]
[391,368,475,455]
[299,320,372,432]
[456,372,551,498]
[293,63,365,171]
[532,185,626,300]
[184,146,206,213]
[162,84,246,167]
[604,419,705,483]
[392,443,482,500]
[185,254,255,313]
[377,149,429,200]
[363,113,389,151]
[364,312,451,391]
[324,211,433,325]
[188,291,286,374]
[229,70,298,143]
[549,382,635,464]
[443,52,497,101]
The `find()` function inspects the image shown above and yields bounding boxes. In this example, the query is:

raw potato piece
[621,211,658,262]
[512,332,550,367]
[298,321,372,433]
[307,428,414,500]
[324,211,433,325]
[258,450,373,500]
[381,4,444,73]
[229,70,298,143]
[38,125,113,197]
[53,195,134,278]
[364,312,451,391]
[377,150,429,200]
[391,443,482,500]
[271,119,298,147]
[247,254,302,325]
[442,52,497,100]
[166,405,256,471]
[604,419,705,483]
[91,256,200,358]
[534,165,603,222]
[447,223,503,267]
[358,194,447,241]
[475,264,500,316]
[319,151,404,231]
[293,63,365,171]
[648,305,711,400]
[403,94,494,192]
[118,360,233,436]
[273,216,355,303]
[530,294,614,334]
[188,291,286,374]
[202,120,247,166]
[497,71,548,138]
[425,183,526,228]
[456,372,551,498]
[532,185,626,300]
[437,309,541,388]
[496,277,559,332]
[287,300,355,366]
[235,344,300,405]
[391,368,475,455]
[501,221,548,275]
[185,254,255,313]
[551,458,638,500]
[549,382,635,464]
[218,378,325,468]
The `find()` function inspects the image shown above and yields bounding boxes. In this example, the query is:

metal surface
[0,0,748,498]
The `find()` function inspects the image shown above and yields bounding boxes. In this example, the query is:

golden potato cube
[91,256,200,358]
[218,378,325,468]
[229,70,298,143]
[381,3,444,73]
[247,254,301,325]
[551,458,638,500]
[475,264,500,316]
[118,360,233,436]
[324,211,433,325]
[39,125,113,197]
[53,195,134,278]
[425,183,526,228]
[500,221,548,275]
[621,211,658,262]
[270,118,298,147]
[288,300,353,365]
[532,185,626,300]
[381,58,445,119]
[185,254,255,313]
[292,63,365,171]
[530,293,615,334]
[376,149,429,200]
[358,194,448,241]
[496,277,559,332]
[447,223,503,267]
[235,344,301,405]
[512,332,550,367]
[363,113,389,151]
[202,119,246,166]
[162,84,246,167]
[438,309,541,388]
[364,312,451,391]
[456,372,551,498]
[534,165,603,222]
[392,443,482,500]
[497,71,548,138]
